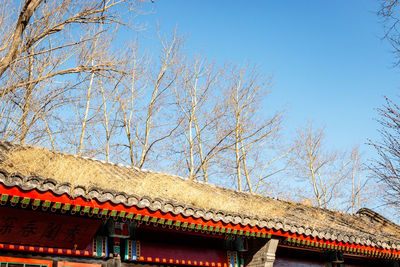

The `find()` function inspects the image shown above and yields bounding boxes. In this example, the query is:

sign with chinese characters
[0,206,101,249]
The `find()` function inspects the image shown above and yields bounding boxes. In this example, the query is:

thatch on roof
[0,141,399,246]
[0,143,288,217]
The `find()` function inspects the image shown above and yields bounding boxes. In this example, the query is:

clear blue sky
[138,0,400,160]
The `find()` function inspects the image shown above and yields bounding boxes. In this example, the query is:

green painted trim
[101,209,108,215]
[1,194,9,201]
[43,200,51,207]
[10,196,20,203]
[22,197,30,204]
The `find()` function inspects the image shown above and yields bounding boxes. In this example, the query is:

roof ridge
[357,207,400,228]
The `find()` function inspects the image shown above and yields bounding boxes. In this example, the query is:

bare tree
[173,55,234,181]
[116,30,183,168]
[0,0,142,92]
[116,41,146,166]
[370,96,400,208]
[221,64,283,193]
[0,41,71,145]
[372,1,400,215]
[137,31,182,168]
[0,0,42,78]
[97,75,122,162]
[0,0,145,147]
[76,27,103,156]
[378,0,400,65]
[70,23,128,157]
[0,1,301,200]
[290,123,366,210]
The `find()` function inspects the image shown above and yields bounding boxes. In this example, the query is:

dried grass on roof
[0,145,288,218]
[2,144,400,239]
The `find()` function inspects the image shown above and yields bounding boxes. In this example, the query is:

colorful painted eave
[1,176,400,260]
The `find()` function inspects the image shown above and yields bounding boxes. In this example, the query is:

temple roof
[0,140,399,251]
